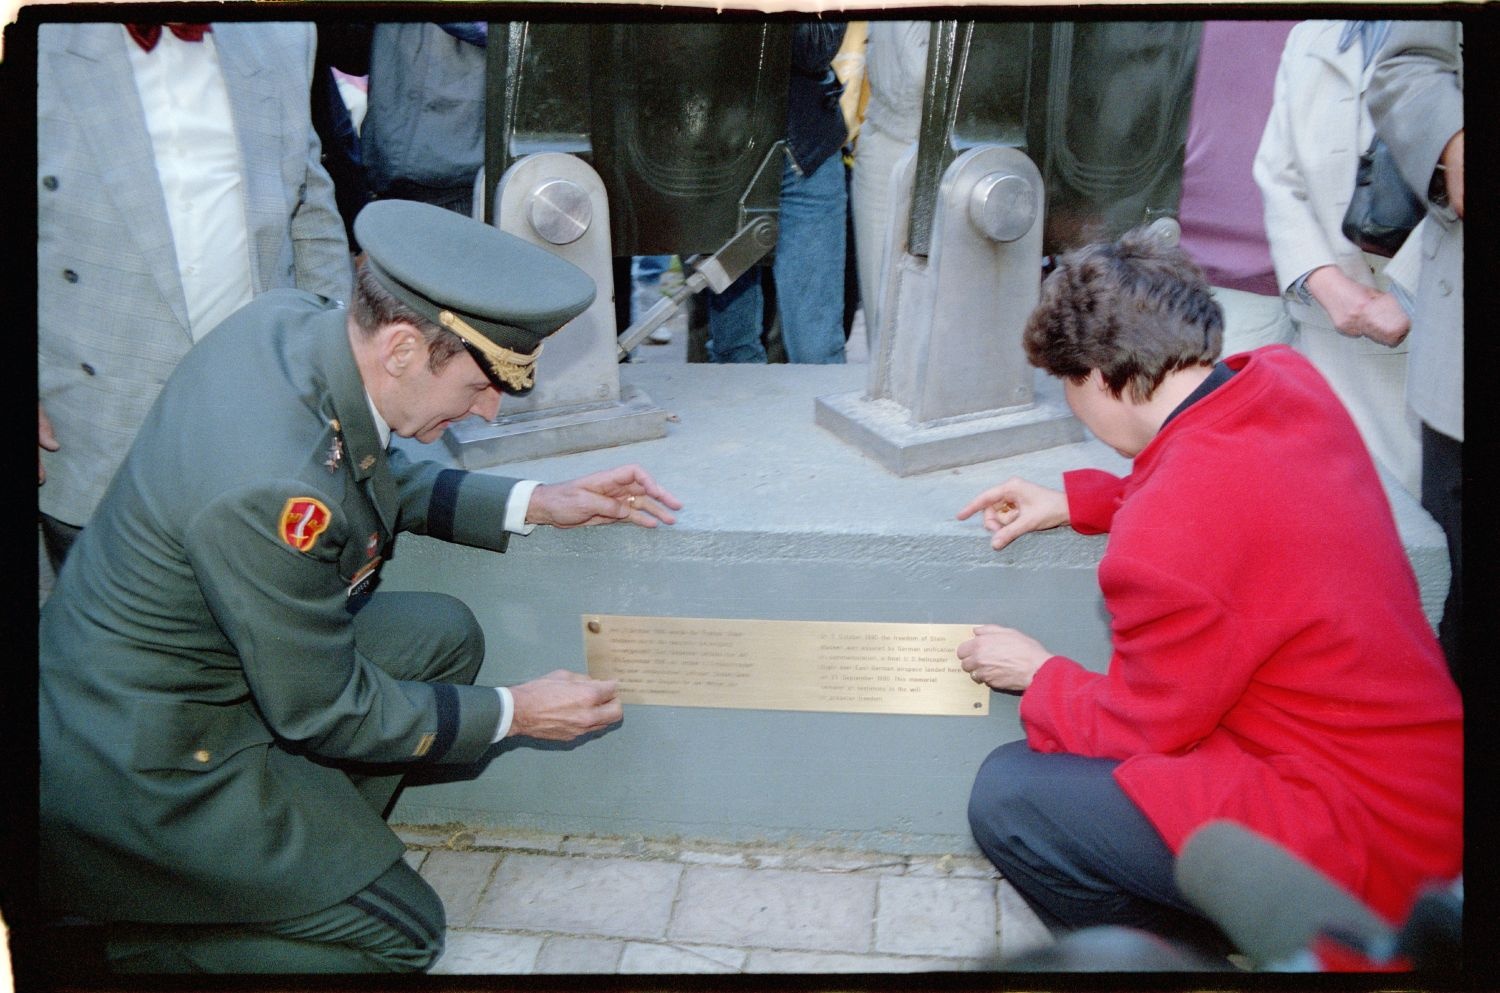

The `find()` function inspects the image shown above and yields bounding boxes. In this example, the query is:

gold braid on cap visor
[439,310,542,392]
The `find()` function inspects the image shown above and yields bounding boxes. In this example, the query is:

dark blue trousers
[968,740,1231,952]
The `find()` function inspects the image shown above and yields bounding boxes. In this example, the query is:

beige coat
[1253,20,1423,495]
[37,23,352,527]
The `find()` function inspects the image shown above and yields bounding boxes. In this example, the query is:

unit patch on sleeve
[279,497,332,552]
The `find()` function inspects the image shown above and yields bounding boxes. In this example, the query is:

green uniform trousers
[103,591,487,973]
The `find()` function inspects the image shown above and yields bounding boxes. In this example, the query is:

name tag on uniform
[347,557,382,599]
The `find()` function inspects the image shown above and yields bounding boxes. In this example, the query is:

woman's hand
[956,624,1053,692]
[956,477,1069,551]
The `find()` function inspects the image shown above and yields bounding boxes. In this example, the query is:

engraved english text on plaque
[583,615,989,717]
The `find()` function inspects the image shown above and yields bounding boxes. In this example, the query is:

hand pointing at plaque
[956,477,1069,551]
[956,625,1052,692]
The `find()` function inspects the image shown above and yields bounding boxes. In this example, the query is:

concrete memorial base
[384,362,1448,855]
[814,375,1083,477]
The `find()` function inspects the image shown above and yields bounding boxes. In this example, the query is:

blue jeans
[707,152,847,364]
[630,255,673,324]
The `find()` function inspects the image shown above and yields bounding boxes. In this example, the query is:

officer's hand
[956,477,1069,551]
[506,669,623,741]
[39,403,60,485]
[527,464,683,529]
[956,625,1052,693]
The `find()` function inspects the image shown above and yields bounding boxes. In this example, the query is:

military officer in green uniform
[38,200,683,973]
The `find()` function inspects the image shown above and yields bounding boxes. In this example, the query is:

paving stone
[468,829,569,854]
[746,850,906,876]
[418,850,501,928]
[905,854,1000,879]
[746,949,994,973]
[619,942,746,974]
[668,865,877,953]
[558,835,680,860]
[874,874,999,960]
[430,931,542,974]
[997,879,1055,959]
[473,853,682,939]
[534,936,625,974]
[678,849,749,867]
[402,849,428,872]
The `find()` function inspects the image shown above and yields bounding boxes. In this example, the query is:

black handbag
[1340,137,1426,258]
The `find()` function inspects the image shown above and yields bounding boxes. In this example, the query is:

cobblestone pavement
[396,826,1055,975]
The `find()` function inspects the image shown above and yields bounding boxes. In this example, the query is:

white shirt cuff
[504,480,541,535]
[491,686,514,742]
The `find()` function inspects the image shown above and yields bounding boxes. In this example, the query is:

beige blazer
[37,22,353,527]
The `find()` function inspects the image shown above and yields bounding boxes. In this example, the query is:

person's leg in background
[849,122,914,354]
[632,254,674,344]
[706,266,769,364]
[773,153,847,364]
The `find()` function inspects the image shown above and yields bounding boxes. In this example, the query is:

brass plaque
[583,615,989,717]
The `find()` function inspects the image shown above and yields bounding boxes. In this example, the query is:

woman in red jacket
[957,229,1461,949]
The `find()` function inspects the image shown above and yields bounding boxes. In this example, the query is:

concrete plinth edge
[814,391,1085,477]
[444,384,669,468]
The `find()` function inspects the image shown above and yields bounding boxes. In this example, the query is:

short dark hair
[1022,227,1223,403]
[349,263,467,372]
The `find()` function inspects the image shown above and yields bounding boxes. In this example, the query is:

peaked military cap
[354,199,596,395]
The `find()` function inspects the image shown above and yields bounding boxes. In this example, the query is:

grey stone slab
[905,853,1000,879]
[419,850,501,928]
[446,383,669,469]
[874,875,999,960]
[402,850,428,872]
[468,829,570,854]
[747,949,994,973]
[678,849,749,867]
[557,835,680,860]
[997,879,1055,959]
[668,865,878,953]
[431,931,543,974]
[815,387,1085,477]
[747,850,908,875]
[619,942,746,974]
[534,936,625,974]
[473,853,683,939]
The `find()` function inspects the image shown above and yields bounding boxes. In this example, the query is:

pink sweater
[1020,346,1462,924]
